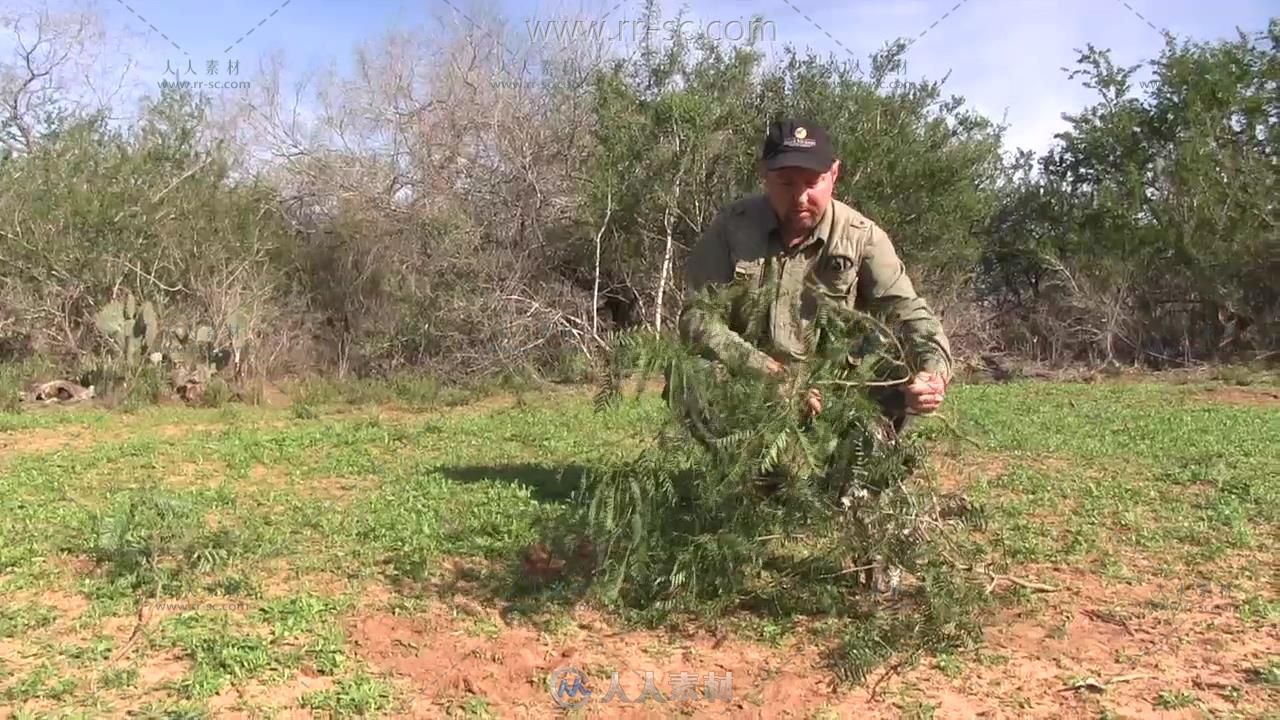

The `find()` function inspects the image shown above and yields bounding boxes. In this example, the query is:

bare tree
[0,4,133,155]
[209,0,620,379]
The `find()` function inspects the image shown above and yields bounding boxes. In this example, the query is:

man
[677,118,952,435]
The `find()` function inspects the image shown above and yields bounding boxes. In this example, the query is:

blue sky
[15,0,1277,155]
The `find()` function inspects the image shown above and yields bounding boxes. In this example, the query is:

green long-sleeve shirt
[677,193,953,379]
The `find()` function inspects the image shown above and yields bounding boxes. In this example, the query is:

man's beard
[784,209,816,231]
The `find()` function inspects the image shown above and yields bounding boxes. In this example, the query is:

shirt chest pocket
[733,258,765,284]
[813,252,858,297]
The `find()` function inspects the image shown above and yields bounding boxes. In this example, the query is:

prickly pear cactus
[225,310,248,373]
[94,290,160,366]
[165,317,249,374]
[137,298,158,355]
[97,293,251,384]
[166,323,212,369]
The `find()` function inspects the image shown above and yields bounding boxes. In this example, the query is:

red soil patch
[151,422,222,438]
[38,589,91,620]
[257,382,294,408]
[0,420,224,461]
[0,426,97,458]
[136,649,190,688]
[931,453,1007,492]
[1199,386,1280,408]
[201,463,374,500]
[345,567,1277,719]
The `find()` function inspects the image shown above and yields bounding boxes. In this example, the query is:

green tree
[979,19,1278,364]
[576,11,1007,346]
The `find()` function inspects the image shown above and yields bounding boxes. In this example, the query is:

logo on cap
[782,128,816,149]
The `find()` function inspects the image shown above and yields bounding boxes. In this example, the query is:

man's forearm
[856,224,954,379]
[678,302,775,375]
[887,300,954,379]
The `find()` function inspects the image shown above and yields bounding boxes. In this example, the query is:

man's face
[762,160,840,234]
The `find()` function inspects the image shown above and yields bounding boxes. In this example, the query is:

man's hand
[766,358,822,417]
[904,372,948,414]
[805,387,822,417]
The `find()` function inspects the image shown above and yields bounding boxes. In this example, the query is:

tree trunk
[655,176,681,334]
[592,232,601,338]
[593,187,611,339]
[656,208,673,334]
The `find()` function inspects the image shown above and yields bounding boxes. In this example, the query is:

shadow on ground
[379,462,608,622]
[439,462,593,502]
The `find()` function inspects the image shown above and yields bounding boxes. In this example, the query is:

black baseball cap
[761,118,835,172]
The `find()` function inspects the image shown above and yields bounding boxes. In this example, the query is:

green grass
[0,377,1276,717]
[928,381,1280,574]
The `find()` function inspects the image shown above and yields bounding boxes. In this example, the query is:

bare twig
[592,184,612,338]
[818,563,878,579]
[911,410,984,449]
[814,378,909,388]
[108,597,150,665]
[867,655,913,700]
[122,260,184,293]
[1083,607,1137,636]
[939,551,1059,594]
[1061,672,1153,693]
[985,572,1060,594]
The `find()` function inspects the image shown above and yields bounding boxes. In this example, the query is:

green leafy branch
[572,275,995,684]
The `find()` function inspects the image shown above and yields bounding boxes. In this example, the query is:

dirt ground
[335,563,1277,719]
[1198,385,1280,408]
